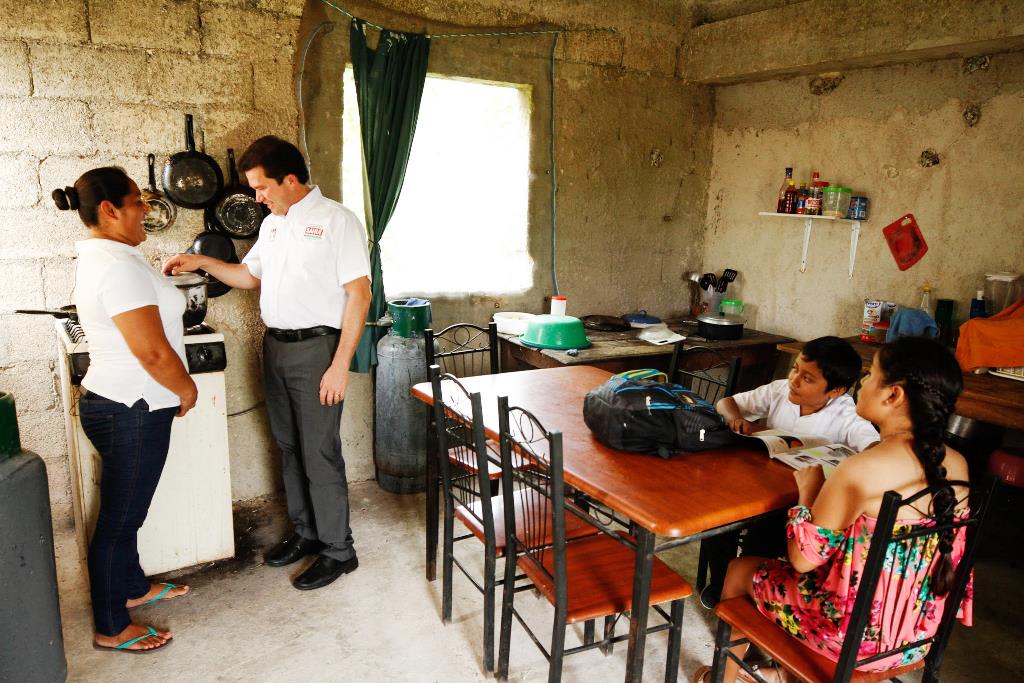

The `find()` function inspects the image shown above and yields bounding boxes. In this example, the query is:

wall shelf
[757,212,865,278]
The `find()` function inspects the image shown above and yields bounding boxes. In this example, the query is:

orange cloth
[956,299,1024,371]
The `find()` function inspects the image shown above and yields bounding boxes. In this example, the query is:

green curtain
[350,19,430,372]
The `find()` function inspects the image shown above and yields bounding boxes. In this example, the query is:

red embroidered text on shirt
[304,226,324,239]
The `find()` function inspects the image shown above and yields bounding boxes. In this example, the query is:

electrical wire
[297,20,336,182]
[548,33,560,296]
[316,0,615,39]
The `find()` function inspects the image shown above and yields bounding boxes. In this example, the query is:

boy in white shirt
[701,336,878,608]
[716,336,879,452]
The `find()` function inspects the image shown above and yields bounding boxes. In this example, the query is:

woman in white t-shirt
[53,167,197,654]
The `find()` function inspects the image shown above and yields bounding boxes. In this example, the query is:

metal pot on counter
[696,312,745,341]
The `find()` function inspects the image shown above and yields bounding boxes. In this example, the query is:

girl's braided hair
[877,336,964,596]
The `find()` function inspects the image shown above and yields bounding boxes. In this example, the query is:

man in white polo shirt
[164,136,371,591]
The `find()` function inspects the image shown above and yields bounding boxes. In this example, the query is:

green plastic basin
[519,315,591,350]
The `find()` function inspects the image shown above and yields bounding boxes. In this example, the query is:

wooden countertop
[500,317,794,366]
[777,338,1024,431]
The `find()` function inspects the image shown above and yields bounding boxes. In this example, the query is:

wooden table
[500,318,793,394]
[412,366,798,682]
[777,338,1024,431]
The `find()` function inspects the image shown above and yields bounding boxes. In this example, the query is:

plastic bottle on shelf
[776,167,793,212]
[796,183,808,214]
[969,290,988,319]
[806,171,823,215]
[781,179,799,213]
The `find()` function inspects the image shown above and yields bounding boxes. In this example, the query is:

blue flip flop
[131,582,188,608]
[92,626,171,654]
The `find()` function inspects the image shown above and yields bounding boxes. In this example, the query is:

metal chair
[667,343,740,405]
[708,477,998,683]
[425,321,499,378]
[431,367,594,674]
[495,396,694,683]
[668,344,742,597]
[424,322,500,581]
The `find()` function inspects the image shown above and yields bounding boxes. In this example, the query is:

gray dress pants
[263,332,355,561]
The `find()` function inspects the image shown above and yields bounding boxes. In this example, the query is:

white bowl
[493,312,536,336]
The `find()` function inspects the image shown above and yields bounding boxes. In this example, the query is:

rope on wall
[313,0,617,296]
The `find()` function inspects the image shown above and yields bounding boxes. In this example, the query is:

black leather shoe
[264,533,323,567]
[292,555,359,591]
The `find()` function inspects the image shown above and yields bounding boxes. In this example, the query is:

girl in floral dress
[695,337,972,683]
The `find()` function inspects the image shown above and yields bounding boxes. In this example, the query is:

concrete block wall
[0,0,306,527]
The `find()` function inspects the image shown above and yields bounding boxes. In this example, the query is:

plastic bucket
[387,298,432,339]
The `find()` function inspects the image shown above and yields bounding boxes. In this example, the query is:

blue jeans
[79,391,176,636]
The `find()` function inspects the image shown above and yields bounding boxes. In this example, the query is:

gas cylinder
[374,299,432,494]
[0,391,67,682]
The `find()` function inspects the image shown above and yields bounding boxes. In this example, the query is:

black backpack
[583,369,736,458]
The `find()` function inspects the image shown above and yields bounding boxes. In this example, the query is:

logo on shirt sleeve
[304,225,324,240]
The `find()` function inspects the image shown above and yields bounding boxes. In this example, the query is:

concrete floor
[53,481,1023,682]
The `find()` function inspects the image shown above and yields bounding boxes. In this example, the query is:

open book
[740,429,854,476]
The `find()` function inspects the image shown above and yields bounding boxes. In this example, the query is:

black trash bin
[0,391,67,683]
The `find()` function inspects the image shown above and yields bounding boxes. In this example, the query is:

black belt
[266,326,339,342]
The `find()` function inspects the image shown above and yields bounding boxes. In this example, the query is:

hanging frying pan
[15,304,78,323]
[186,228,238,298]
[206,148,266,239]
[142,153,176,233]
[162,114,224,209]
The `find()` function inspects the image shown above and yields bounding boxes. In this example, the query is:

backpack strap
[613,368,668,384]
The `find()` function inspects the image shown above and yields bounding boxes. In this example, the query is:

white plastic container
[493,312,536,336]
[550,295,567,316]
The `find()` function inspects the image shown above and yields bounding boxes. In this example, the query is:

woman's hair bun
[51,186,81,211]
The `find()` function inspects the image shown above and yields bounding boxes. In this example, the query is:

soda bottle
[806,171,824,215]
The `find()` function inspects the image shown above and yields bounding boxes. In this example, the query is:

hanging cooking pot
[186,230,238,298]
[207,148,266,239]
[162,114,224,209]
[142,153,177,233]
